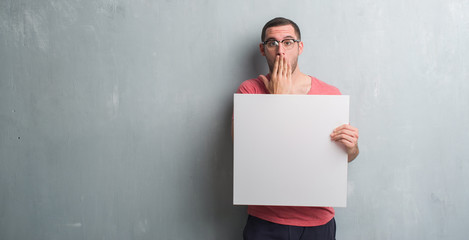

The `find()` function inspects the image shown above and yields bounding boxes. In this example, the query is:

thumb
[258,75,270,92]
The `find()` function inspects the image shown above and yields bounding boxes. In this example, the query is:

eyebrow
[265,36,297,41]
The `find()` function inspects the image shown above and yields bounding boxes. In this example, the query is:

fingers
[259,74,268,85]
[269,55,292,94]
[278,55,291,78]
[273,55,290,76]
[258,74,272,94]
[332,134,356,148]
[272,55,280,77]
[330,124,359,152]
[334,124,357,131]
[332,124,359,138]
[278,55,284,77]
[331,129,358,140]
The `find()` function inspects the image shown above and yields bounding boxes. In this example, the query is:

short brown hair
[261,17,301,42]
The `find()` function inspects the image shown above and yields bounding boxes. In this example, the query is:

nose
[276,43,286,56]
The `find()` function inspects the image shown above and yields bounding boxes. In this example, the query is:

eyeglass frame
[262,39,301,49]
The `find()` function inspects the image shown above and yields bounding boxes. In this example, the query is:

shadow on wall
[197,46,267,237]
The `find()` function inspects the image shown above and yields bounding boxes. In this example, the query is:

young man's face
[260,24,303,74]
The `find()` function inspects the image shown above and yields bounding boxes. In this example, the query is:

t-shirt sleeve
[332,87,341,95]
[308,76,342,95]
[233,78,264,120]
[236,78,266,94]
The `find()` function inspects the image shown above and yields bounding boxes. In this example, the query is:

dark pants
[243,215,336,240]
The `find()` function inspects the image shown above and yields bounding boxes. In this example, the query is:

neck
[291,67,307,82]
[290,67,311,94]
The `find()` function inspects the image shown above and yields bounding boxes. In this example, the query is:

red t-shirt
[236,75,341,227]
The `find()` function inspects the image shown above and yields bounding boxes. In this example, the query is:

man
[233,17,359,240]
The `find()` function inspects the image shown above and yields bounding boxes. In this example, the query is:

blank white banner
[233,94,349,207]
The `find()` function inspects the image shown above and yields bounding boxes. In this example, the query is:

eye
[283,40,294,46]
[267,41,278,47]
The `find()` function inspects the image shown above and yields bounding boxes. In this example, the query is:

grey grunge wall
[1,0,468,239]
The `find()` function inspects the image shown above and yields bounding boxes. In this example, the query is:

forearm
[348,146,359,163]
[231,120,234,141]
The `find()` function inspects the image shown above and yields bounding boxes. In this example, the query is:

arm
[330,124,359,162]
[231,119,234,141]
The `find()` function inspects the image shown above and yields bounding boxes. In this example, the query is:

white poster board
[233,94,349,207]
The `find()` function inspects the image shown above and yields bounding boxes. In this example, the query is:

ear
[259,43,266,56]
[298,41,304,55]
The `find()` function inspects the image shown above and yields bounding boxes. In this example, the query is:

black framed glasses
[262,39,301,50]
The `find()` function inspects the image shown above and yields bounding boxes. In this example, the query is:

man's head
[260,17,303,74]
[261,17,301,42]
